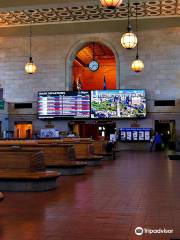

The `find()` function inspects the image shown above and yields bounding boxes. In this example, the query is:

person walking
[154,132,162,151]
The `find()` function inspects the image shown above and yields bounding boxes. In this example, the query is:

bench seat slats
[0,170,60,180]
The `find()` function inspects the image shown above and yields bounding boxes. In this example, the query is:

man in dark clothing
[154,132,162,151]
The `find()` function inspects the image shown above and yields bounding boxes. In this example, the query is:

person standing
[149,134,155,152]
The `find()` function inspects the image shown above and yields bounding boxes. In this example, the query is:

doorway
[155,120,176,149]
[69,121,116,140]
[14,122,32,139]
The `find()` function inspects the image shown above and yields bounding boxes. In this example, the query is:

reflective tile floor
[0,151,180,240]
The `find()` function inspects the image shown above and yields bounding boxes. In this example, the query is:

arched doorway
[65,39,120,139]
[72,42,117,90]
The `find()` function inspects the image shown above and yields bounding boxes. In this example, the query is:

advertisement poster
[120,131,126,141]
[40,129,59,138]
[139,131,145,141]
[132,130,138,141]
[145,131,150,141]
[119,128,151,141]
[126,131,132,141]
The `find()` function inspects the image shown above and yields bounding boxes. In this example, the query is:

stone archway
[65,37,120,90]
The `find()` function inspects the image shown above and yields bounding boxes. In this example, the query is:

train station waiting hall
[0,0,180,239]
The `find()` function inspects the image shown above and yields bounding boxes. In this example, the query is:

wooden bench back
[36,144,76,165]
[73,143,94,158]
[93,141,109,154]
[0,140,37,145]
[37,139,63,144]
[0,144,76,164]
[0,149,45,172]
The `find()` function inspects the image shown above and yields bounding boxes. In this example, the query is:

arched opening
[72,42,116,90]
[65,39,120,140]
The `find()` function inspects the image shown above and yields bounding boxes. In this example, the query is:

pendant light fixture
[100,0,123,9]
[25,24,37,74]
[131,3,144,72]
[121,0,137,49]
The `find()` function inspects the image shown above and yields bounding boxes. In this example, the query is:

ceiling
[0,0,179,26]
[0,0,179,36]
[74,42,115,67]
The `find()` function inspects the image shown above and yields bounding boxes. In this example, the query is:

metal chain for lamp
[25,23,37,74]
[120,0,137,49]
[92,42,94,61]
[131,2,144,73]
[29,24,32,62]
[127,0,131,32]
[135,3,139,59]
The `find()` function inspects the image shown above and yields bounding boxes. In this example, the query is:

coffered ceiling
[0,0,179,36]
[75,42,115,66]
[0,0,179,26]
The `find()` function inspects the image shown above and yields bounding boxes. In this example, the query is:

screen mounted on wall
[38,91,90,119]
[91,89,146,119]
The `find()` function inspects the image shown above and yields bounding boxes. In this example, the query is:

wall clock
[88,60,99,72]
[88,42,99,72]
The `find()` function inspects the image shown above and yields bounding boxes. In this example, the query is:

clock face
[88,60,99,72]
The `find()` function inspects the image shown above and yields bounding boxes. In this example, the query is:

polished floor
[0,151,180,240]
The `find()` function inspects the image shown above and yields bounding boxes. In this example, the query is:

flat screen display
[38,91,90,119]
[91,90,146,119]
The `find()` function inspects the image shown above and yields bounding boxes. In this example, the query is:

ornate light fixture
[131,3,144,72]
[100,0,123,9]
[25,24,37,74]
[121,0,137,49]
[131,58,144,72]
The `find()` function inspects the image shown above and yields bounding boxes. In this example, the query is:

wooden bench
[36,144,87,175]
[72,142,103,166]
[0,148,60,191]
[0,144,87,176]
[40,139,103,166]
[0,140,37,145]
[93,141,114,160]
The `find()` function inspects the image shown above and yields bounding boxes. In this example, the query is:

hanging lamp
[121,0,137,49]
[25,24,37,74]
[100,0,123,9]
[131,3,144,72]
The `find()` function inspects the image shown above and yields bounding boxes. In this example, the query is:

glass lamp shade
[121,32,137,49]
[100,0,123,8]
[25,58,37,74]
[131,58,144,72]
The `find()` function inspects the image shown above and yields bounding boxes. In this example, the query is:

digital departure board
[38,91,90,119]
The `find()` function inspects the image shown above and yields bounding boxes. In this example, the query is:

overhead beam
[74,57,88,67]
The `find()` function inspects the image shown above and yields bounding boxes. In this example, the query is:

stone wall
[0,26,179,138]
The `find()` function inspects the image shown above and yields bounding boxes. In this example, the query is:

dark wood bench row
[92,141,114,160]
[0,144,88,175]
[0,148,60,191]
[0,141,103,166]
[33,144,87,175]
